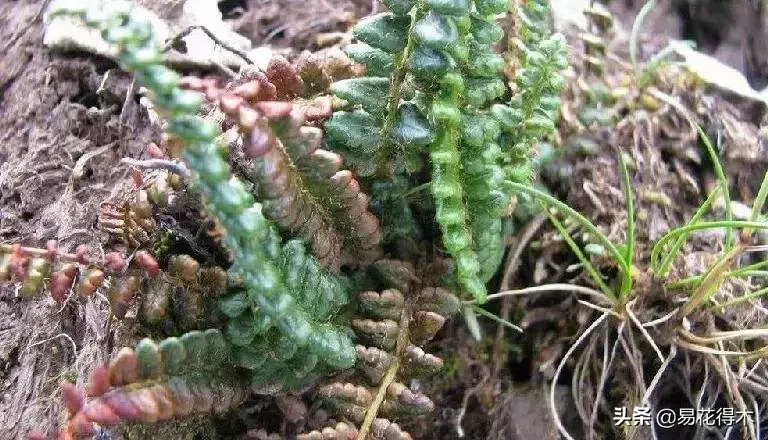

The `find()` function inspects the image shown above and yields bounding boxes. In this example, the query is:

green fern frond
[496,0,568,183]
[326,0,519,303]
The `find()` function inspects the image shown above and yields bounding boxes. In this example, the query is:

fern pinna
[33,0,567,437]
[58,331,248,438]
[0,242,158,318]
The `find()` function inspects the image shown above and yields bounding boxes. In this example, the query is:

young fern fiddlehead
[48,0,356,383]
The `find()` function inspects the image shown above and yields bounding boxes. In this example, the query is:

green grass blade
[472,305,523,333]
[546,210,615,299]
[710,286,768,311]
[617,152,634,298]
[505,182,630,276]
[654,184,722,276]
[747,170,768,237]
[670,259,768,290]
[653,220,768,267]
[730,260,768,278]
[697,126,733,249]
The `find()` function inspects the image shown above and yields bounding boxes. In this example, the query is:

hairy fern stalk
[36,0,566,437]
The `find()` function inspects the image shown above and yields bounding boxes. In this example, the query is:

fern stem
[375,2,426,176]
[356,308,410,440]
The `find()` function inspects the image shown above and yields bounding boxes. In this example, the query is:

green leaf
[234,344,267,369]
[465,78,505,107]
[325,110,383,155]
[491,104,523,132]
[460,114,485,147]
[410,46,454,78]
[474,0,509,16]
[219,292,249,318]
[203,329,230,365]
[392,102,434,147]
[426,0,470,16]
[331,77,390,118]
[135,339,162,380]
[180,330,207,367]
[226,312,258,346]
[158,337,186,375]
[414,13,459,50]
[466,52,505,77]
[524,114,556,134]
[383,0,415,15]
[470,14,504,44]
[345,43,394,77]
[353,13,410,53]
[275,335,298,361]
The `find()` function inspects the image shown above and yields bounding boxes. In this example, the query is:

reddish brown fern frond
[0,242,158,318]
[179,75,382,270]
[58,331,248,439]
[99,189,156,248]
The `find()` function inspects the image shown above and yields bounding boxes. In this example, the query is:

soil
[1,1,766,439]
[0,1,156,438]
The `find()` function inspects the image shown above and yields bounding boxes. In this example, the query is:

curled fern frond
[59,331,248,438]
[48,0,357,382]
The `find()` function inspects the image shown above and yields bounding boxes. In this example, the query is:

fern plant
[30,0,568,436]
[59,330,248,438]
[0,242,158,317]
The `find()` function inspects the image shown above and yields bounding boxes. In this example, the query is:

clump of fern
[326,0,567,304]
[33,0,568,437]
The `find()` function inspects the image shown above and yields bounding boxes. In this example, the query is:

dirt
[0,1,156,438]
[220,0,372,49]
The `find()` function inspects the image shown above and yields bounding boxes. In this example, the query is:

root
[587,322,624,440]
[550,313,609,440]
